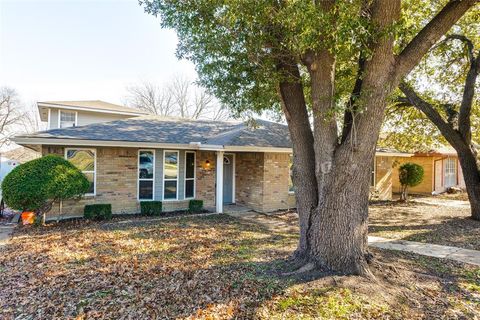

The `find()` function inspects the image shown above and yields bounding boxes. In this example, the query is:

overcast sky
[0,0,197,105]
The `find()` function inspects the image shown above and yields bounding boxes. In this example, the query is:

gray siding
[77,111,132,126]
[49,109,59,129]
[47,107,137,130]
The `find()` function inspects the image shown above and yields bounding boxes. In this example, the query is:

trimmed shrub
[399,162,424,201]
[84,204,112,220]
[1,155,90,221]
[189,200,204,213]
[140,201,163,216]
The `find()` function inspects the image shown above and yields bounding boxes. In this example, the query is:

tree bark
[456,147,480,220]
[400,82,480,220]
[277,61,318,260]
[278,0,477,276]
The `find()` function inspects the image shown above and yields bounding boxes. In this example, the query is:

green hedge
[1,155,90,212]
[84,204,112,220]
[140,201,163,216]
[189,200,204,213]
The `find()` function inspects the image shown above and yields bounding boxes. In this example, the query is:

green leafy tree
[399,163,424,201]
[1,155,90,224]
[380,7,480,219]
[141,0,478,276]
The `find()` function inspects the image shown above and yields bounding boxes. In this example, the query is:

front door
[223,155,233,204]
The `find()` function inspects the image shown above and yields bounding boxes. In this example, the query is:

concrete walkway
[227,211,480,267]
[412,198,470,209]
[0,224,15,248]
[368,236,480,266]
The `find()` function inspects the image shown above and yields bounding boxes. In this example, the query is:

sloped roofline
[37,101,148,121]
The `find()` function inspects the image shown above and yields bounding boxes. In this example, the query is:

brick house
[14,101,404,219]
[392,147,466,195]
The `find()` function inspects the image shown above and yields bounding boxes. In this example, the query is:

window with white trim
[163,151,178,200]
[288,154,294,193]
[444,158,457,187]
[185,151,196,199]
[59,110,76,128]
[138,150,155,200]
[66,148,96,195]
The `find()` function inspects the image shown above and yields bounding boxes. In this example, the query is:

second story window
[59,110,76,128]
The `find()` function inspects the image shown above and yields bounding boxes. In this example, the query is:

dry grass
[1,214,479,319]
[369,197,480,250]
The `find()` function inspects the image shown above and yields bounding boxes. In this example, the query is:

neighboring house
[14,100,407,220]
[370,148,413,200]
[0,146,40,208]
[392,147,466,195]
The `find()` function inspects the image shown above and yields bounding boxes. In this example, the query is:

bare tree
[0,87,28,147]
[125,76,230,120]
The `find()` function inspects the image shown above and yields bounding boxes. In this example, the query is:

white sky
[0,0,198,106]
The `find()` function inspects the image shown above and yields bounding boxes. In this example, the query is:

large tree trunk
[308,151,374,276]
[456,147,480,220]
[277,0,475,277]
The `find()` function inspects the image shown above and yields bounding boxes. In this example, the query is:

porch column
[216,151,224,213]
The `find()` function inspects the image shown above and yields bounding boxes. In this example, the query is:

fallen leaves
[1,214,479,319]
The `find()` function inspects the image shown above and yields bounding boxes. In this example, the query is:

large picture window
[185,151,196,199]
[65,148,96,195]
[138,150,155,200]
[59,110,77,128]
[163,151,178,200]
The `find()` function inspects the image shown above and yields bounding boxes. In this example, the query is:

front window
[66,149,96,195]
[164,151,178,200]
[444,158,457,187]
[185,151,195,199]
[288,154,294,193]
[59,110,76,128]
[138,150,155,200]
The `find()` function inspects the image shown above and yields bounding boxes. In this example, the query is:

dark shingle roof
[16,116,292,148]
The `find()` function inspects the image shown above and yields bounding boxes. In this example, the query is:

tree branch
[444,34,475,64]
[394,0,478,83]
[341,55,365,143]
[458,54,480,143]
[399,82,463,146]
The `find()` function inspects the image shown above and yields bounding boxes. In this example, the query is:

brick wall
[235,153,265,211]
[370,156,393,201]
[42,146,139,219]
[236,152,295,212]
[195,151,216,208]
[263,153,293,211]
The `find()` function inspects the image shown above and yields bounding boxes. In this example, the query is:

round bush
[1,155,90,212]
[399,162,424,188]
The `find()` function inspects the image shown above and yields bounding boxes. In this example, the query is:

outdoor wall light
[203,159,211,170]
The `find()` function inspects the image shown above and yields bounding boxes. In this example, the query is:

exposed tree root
[282,262,316,276]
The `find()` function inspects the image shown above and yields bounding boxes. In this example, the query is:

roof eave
[37,102,148,117]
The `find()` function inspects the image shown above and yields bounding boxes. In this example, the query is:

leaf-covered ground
[1,214,480,319]
[369,197,480,250]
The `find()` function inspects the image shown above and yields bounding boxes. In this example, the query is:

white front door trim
[216,151,224,213]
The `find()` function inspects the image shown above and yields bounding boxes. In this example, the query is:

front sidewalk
[0,224,14,248]
[227,210,480,267]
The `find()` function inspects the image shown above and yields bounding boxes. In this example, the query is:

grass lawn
[1,213,480,319]
[369,196,480,250]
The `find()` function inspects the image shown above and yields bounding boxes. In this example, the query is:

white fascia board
[37,103,147,117]
[223,145,293,153]
[14,137,298,153]
[12,137,201,150]
[375,152,414,157]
